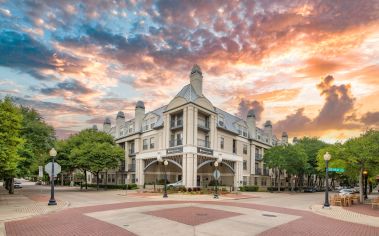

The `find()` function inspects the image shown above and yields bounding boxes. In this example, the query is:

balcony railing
[170,119,183,129]
[255,168,262,175]
[128,150,136,157]
[128,164,136,172]
[169,138,183,147]
[197,139,210,148]
[197,119,210,131]
[255,153,263,161]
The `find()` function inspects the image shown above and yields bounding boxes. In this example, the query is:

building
[101,65,288,189]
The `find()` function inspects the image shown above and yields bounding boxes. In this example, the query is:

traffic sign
[328,168,345,172]
[213,170,221,179]
[44,162,61,177]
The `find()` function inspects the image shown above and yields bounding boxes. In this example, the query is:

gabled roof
[147,105,167,128]
[214,107,246,134]
[175,84,200,103]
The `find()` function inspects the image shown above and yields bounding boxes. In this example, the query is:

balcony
[197,118,210,131]
[255,153,263,161]
[255,168,262,175]
[128,150,136,157]
[197,139,210,148]
[170,119,183,130]
[128,164,136,172]
[169,138,183,147]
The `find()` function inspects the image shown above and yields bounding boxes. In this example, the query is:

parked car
[339,189,353,196]
[167,180,182,187]
[14,181,22,189]
[303,187,317,193]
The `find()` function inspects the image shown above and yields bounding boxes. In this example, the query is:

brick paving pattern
[344,204,379,217]
[5,200,379,236]
[145,206,241,226]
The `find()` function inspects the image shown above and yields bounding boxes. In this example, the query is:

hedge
[86,183,138,190]
[239,185,259,192]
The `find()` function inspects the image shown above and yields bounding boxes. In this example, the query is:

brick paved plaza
[1,184,379,236]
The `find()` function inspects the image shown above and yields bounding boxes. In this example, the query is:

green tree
[18,107,55,177]
[0,97,24,194]
[282,145,309,191]
[59,129,124,190]
[264,145,286,191]
[295,137,328,187]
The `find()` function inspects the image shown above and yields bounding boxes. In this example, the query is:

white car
[339,189,353,196]
[167,180,183,187]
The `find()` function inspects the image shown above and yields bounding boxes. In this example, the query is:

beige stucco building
[101,65,288,189]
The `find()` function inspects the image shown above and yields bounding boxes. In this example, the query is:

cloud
[297,57,344,77]
[39,80,95,95]
[273,75,358,136]
[360,112,379,126]
[236,100,264,121]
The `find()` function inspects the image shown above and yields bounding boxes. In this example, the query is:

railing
[255,168,262,175]
[169,139,183,147]
[197,139,210,148]
[128,164,136,172]
[128,150,136,156]
[255,153,263,161]
[170,118,183,129]
[197,119,210,130]
[263,168,270,176]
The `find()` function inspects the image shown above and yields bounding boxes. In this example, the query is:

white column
[193,107,198,146]
[183,107,187,145]
[187,106,194,146]
[193,154,198,187]
[251,144,256,175]
[136,158,144,186]
[182,155,187,187]
[234,161,243,188]
[210,115,216,149]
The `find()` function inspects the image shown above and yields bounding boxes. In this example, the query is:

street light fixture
[48,148,57,206]
[323,152,331,208]
[163,160,168,198]
[363,170,368,200]
[214,161,219,199]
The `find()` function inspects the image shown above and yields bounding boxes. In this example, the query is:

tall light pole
[48,148,57,206]
[214,161,219,199]
[363,170,368,200]
[163,160,168,198]
[323,152,331,208]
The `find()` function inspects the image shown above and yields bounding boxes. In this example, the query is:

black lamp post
[214,161,219,199]
[163,160,168,198]
[363,170,368,200]
[323,152,331,208]
[48,148,57,206]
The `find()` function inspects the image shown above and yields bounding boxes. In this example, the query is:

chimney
[246,109,257,139]
[264,120,273,144]
[116,111,125,137]
[281,131,288,144]
[135,101,145,132]
[103,117,111,133]
[190,64,203,96]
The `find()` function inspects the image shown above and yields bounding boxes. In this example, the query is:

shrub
[239,185,259,192]
[187,187,192,192]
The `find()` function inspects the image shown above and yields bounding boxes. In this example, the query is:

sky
[0,0,379,142]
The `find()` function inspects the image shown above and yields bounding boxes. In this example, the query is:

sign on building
[167,147,183,154]
[197,147,213,155]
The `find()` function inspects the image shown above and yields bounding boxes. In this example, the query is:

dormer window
[128,123,134,133]
[218,115,224,127]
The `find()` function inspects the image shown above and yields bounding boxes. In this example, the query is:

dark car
[303,187,317,193]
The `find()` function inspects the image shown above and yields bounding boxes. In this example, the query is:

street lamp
[48,148,57,206]
[214,161,219,199]
[363,170,368,200]
[323,152,331,208]
[163,160,168,198]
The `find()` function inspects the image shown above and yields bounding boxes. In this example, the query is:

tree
[59,129,124,190]
[264,145,286,191]
[17,107,55,177]
[0,97,24,194]
[317,130,379,203]
[295,137,328,187]
[282,145,309,191]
